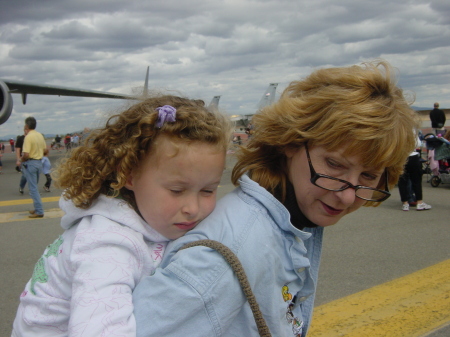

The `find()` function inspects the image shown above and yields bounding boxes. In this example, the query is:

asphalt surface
[1,145,449,336]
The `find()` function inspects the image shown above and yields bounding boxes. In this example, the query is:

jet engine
[0,81,13,125]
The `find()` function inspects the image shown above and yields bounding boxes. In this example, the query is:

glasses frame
[305,143,391,202]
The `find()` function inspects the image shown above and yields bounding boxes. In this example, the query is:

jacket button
[297,267,305,273]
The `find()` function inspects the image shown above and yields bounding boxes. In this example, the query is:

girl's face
[286,144,385,227]
[126,137,225,239]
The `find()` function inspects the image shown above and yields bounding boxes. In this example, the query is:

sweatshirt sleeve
[69,224,147,336]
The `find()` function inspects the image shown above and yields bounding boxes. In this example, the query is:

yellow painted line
[0,208,64,223]
[0,196,60,207]
[309,259,450,337]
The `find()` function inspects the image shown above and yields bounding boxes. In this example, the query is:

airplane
[231,83,278,126]
[208,95,221,111]
[0,68,150,125]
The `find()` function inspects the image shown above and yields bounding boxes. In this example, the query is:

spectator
[41,148,52,192]
[429,102,446,134]
[9,138,15,152]
[16,133,27,193]
[21,117,46,218]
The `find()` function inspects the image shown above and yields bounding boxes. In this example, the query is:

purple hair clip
[155,105,177,128]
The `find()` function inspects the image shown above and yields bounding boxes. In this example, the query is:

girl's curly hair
[53,95,232,210]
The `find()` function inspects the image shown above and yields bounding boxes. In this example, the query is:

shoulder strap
[180,239,272,337]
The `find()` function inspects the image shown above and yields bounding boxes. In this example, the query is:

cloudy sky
[1,0,449,139]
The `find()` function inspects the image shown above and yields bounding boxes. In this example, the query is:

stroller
[423,133,450,187]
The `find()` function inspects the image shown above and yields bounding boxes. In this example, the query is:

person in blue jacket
[133,60,420,337]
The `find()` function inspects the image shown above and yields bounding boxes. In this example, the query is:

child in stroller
[424,131,450,187]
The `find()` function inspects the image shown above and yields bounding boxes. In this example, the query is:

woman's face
[286,144,385,227]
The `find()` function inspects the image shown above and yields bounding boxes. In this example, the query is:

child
[41,148,52,192]
[12,95,232,336]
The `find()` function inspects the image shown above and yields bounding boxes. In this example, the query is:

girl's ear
[124,170,135,190]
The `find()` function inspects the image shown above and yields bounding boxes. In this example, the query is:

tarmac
[0,143,449,336]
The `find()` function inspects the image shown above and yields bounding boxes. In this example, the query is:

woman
[133,60,420,337]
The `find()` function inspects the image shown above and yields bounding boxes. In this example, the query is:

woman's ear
[285,146,300,159]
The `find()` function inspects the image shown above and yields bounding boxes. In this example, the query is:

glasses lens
[358,189,390,202]
[355,188,376,200]
[315,176,350,191]
[315,177,389,201]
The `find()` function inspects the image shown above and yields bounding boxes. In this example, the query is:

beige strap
[180,239,272,337]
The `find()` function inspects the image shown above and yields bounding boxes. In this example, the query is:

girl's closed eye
[201,189,215,195]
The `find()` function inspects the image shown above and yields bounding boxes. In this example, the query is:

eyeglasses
[305,143,391,202]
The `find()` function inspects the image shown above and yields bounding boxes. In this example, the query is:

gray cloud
[1,0,450,138]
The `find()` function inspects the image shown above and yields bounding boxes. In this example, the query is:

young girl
[12,95,231,336]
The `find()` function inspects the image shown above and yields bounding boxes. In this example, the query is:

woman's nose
[334,186,357,206]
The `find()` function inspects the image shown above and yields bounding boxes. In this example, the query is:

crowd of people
[50,133,81,151]
[2,59,448,336]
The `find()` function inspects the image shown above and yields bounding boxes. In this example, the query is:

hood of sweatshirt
[59,194,169,243]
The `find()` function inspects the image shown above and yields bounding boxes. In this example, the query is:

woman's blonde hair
[232,60,421,206]
[54,95,232,210]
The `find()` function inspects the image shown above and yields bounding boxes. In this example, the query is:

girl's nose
[181,197,199,218]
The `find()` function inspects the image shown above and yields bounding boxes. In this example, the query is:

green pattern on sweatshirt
[30,236,64,295]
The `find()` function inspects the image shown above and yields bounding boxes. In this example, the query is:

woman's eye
[326,159,342,169]
[201,189,214,195]
[170,190,183,194]
[362,173,377,181]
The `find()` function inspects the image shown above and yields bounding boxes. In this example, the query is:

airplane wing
[0,68,149,125]
[3,79,133,102]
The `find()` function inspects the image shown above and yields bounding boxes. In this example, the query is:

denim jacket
[133,175,324,337]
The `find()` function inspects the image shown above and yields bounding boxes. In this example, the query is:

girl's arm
[69,226,148,336]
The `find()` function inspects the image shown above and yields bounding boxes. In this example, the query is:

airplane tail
[256,83,278,110]
[143,66,149,97]
[208,95,221,111]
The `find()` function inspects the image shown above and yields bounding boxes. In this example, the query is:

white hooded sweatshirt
[12,195,169,337]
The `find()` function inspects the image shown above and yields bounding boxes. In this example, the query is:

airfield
[1,140,449,336]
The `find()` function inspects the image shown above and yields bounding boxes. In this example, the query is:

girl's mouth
[174,221,198,231]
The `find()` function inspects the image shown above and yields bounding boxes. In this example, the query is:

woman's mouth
[174,221,198,231]
[321,202,343,216]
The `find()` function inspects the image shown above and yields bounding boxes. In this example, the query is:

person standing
[9,138,15,152]
[16,133,28,193]
[64,134,71,151]
[21,117,46,218]
[429,102,446,134]
[72,133,80,147]
[398,133,432,211]
[54,134,62,151]
[41,148,52,192]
